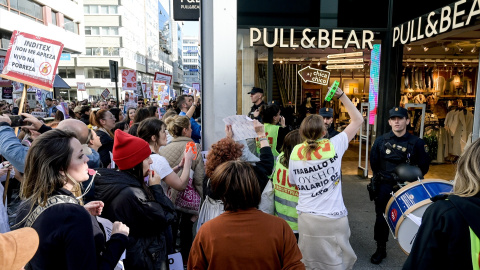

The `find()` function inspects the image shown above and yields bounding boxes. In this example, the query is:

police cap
[319,107,333,118]
[389,107,408,119]
[247,87,264,95]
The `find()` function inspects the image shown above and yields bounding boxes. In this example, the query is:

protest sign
[31,111,47,118]
[135,81,142,96]
[56,102,69,119]
[0,31,64,91]
[192,82,200,93]
[152,80,166,99]
[0,56,11,87]
[154,72,172,87]
[101,88,110,100]
[121,69,136,90]
[159,84,170,106]
[2,87,13,99]
[77,82,86,91]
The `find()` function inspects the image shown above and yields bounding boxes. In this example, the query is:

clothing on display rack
[436,76,445,92]
[413,94,426,104]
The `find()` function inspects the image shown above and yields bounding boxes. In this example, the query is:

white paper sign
[97,217,126,270]
[222,115,258,141]
[168,252,184,270]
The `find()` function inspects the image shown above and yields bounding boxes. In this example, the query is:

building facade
[182,36,201,90]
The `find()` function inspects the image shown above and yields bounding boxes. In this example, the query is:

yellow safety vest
[290,139,336,161]
[273,153,299,231]
[470,227,480,270]
[256,123,280,157]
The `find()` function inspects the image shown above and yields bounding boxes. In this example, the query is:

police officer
[247,87,266,120]
[319,107,340,138]
[369,106,431,264]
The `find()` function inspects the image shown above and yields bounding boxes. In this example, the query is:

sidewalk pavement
[343,174,408,269]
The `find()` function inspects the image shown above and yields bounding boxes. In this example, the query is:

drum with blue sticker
[384,179,453,254]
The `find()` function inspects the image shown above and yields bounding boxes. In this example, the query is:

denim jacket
[0,125,28,173]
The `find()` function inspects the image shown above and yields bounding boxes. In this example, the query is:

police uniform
[369,107,431,264]
[247,87,265,121]
[319,107,340,139]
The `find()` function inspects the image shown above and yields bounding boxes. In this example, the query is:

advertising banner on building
[154,72,173,87]
[121,69,137,90]
[0,30,64,91]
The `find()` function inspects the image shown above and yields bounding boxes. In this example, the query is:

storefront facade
[201,0,480,155]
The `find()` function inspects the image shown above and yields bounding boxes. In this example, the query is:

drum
[384,179,453,254]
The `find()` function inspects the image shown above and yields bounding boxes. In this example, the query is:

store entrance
[401,27,480,180]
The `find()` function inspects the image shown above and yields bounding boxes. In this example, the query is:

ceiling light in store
[280,60,283,64]
[406,46,412,51]
[317,61,321,66]
[422,45,429,52]
[326,58,364,64]
[326,64,364,70]
[424,62,427,66]
[327,52,363,59]
[457,45,464,52]
[443,44,450,52]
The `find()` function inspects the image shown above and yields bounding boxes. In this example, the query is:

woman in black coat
[94,129,177,269]
[15,129,129,270]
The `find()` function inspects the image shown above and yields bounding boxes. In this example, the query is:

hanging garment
[445,77,454,95]
[461,111,474,151]
[451,110,465,156]
[463,78,473,94]
[425,67,434,89]
[414,67,424,89]
[404,67,413,89]
[436,76,446,93]
[426,95,437,107]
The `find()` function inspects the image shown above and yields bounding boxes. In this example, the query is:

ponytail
[299,115,326,156]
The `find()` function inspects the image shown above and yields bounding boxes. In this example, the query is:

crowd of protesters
[0,85,479,270]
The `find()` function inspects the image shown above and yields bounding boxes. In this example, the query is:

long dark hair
[138,118,166,144]
[259,104,280,124]
[121,162,154,200]
[134,108,151,123]
[279,130,302,168]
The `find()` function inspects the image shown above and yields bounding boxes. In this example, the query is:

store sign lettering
[393,0,480,47]
[249,28,375,50]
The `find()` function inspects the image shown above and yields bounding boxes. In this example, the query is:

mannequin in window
[299,93,317,124]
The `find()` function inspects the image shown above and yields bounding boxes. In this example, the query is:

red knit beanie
[113,129,151,170]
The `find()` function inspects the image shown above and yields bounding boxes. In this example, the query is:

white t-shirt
[150,154,173,179]
[289,132,349,219]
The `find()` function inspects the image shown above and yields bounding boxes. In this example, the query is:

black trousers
[374,183,394,244]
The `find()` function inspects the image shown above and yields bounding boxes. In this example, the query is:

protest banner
[77,82,86,91]
[31,111,47,118]
[0,31,64,91]
[121,69,137,90]
[2,87,13,99]
[152,80,165,100]
[101,88,110,100]
[160,84,170,106]
[192,82,200,93]
[154,72,172,87]
[0,56,11,87]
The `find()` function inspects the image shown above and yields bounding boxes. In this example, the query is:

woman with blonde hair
[403,138,480,270]
[90,109,116,167]
[159,115,204,264]
[15,129,129,269]
[288,86,363,270]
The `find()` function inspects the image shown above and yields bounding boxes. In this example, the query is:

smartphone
[9,115,27,127]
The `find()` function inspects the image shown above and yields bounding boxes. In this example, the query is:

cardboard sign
[121,69,137,90]
[0,31,64,91]
[77,82,86,91]
[135,81,143,96]
[101,88,110,100]
[154,72,172,87]
[2,87,13,99]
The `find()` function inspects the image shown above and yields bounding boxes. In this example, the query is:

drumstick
[2,170,11,205]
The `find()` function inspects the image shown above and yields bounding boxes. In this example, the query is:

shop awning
[53,75,71,89]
